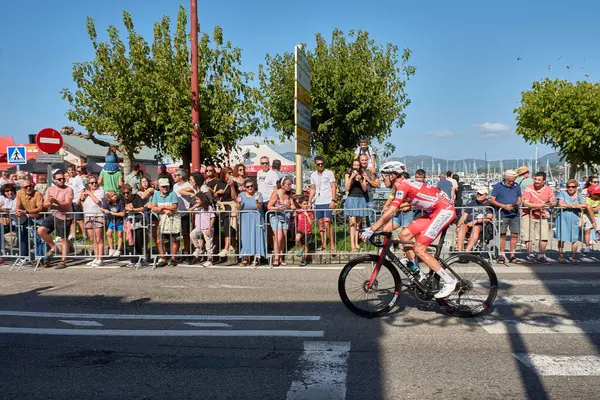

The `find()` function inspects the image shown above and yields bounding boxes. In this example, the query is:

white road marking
[59,320,103,327]
[513,354,600,376]
[207,284,261,289]
[496,295,600,305]
[184,322,232,327]
[0,327,324,337]
[492,266,600,274]
[477,279,600,287]
[0,311,321,321]
[286,341,351,400]
[476,317,600,334]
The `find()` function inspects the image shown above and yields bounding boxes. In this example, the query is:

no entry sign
[36,128,63,154]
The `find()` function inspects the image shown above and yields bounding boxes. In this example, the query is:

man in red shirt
[361,161,458,299]
[522,171,555,264]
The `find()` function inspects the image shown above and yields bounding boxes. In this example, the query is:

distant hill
[280,150,565,174]
[388,152,563,173]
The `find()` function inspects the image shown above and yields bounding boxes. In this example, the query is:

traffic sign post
[294,45,312,188]
[36,128,63,154]
[35,128,64,186]
[7,146,27,165]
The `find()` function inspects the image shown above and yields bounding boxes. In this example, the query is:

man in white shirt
[256,156,279,212]
[354,139,376,169]
[67,164,86,242]
[309,156,337,252]
[173,169,194,254]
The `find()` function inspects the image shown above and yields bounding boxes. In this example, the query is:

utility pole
[190,0,201,172]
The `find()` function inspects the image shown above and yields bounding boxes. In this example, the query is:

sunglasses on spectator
[261,162,269,166]
[121,191,131,195]
[593,180,599,184]
[315,163,324,167]
[245,185,254,189]
[89,181,98,184]
[567,185,577,188]
[238,168,245,172]
[55,178,65,181]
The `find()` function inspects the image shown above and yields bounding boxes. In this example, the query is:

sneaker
[112,249,121,257]
[583,247,591,253]
[299,260,307,266]
[192,249,202,258]
[86,260,95,266]
[155,260,168,268]
[202,260,213,267]
[526,254,537,263]
[108,249,115,257]
[68,235,76,243]
[434,280,457,299]
[537,256,551,265]
[168,259,178,267]
[217,249,228,257]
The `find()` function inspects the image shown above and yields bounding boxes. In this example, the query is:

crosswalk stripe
[286,341,351,400]
[478,279,600,287]
[513,354,600,376]
[476,317,600,334]
[0,311,321,321]
[59,320,103,327]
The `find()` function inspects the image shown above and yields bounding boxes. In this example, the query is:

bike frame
[367,230,449,295]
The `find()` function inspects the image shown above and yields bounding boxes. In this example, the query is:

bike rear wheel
[435,253,498,317]
[338,255,401,318]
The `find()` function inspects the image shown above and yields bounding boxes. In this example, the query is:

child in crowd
[584,185,600,252]
[189,192,215,267]
[101,190,125,257]
[294,195,314,266]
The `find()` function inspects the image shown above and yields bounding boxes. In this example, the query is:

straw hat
[516,166,529,176]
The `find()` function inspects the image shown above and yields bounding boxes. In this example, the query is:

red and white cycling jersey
[390,179,452,210]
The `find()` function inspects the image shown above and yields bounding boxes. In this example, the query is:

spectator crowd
[1,140,599,268]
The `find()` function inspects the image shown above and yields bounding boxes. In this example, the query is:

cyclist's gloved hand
[361,227,375,241]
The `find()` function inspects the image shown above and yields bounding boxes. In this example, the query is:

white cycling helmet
[379,160,406,175]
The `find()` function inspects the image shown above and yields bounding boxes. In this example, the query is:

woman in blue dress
[555,179,586,263]
[236,178,266,266]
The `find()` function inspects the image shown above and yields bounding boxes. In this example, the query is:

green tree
[152,6,262,167]
[61,11,158,173]
[62,7,262,172]
[259,29,415,175]
[515,78,600,177]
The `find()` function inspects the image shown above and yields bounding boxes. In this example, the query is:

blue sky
[1,0,598,161]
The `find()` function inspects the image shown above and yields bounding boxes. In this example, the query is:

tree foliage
[515,78,600,177]
[151,7,262,166]
[259,29,415,175]
[61,11,156,172]
[62,7,262,171]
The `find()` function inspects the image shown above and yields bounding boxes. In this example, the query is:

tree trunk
[121,147,133,176]
[568,163,577,180]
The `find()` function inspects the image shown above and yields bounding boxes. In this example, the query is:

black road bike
[338,229,498,318]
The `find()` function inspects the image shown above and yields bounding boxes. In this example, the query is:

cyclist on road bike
[361,161,458,299]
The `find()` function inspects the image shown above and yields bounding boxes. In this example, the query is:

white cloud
[473,122,513,138]
[425,130,456,138]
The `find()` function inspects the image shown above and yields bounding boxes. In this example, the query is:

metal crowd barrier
[147,210,262,268]
[264,208,378,265]
[447,206,498,259]
[2,205,598,271]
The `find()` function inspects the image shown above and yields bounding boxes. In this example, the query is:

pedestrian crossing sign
[7,146,27,165]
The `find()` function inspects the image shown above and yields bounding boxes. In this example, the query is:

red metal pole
[190,0,201,172]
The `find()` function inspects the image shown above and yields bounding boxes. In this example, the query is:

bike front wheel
[338,255,402,318]
[435,253,498,317]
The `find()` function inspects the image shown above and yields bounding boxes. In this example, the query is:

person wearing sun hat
[516,165,533,191]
